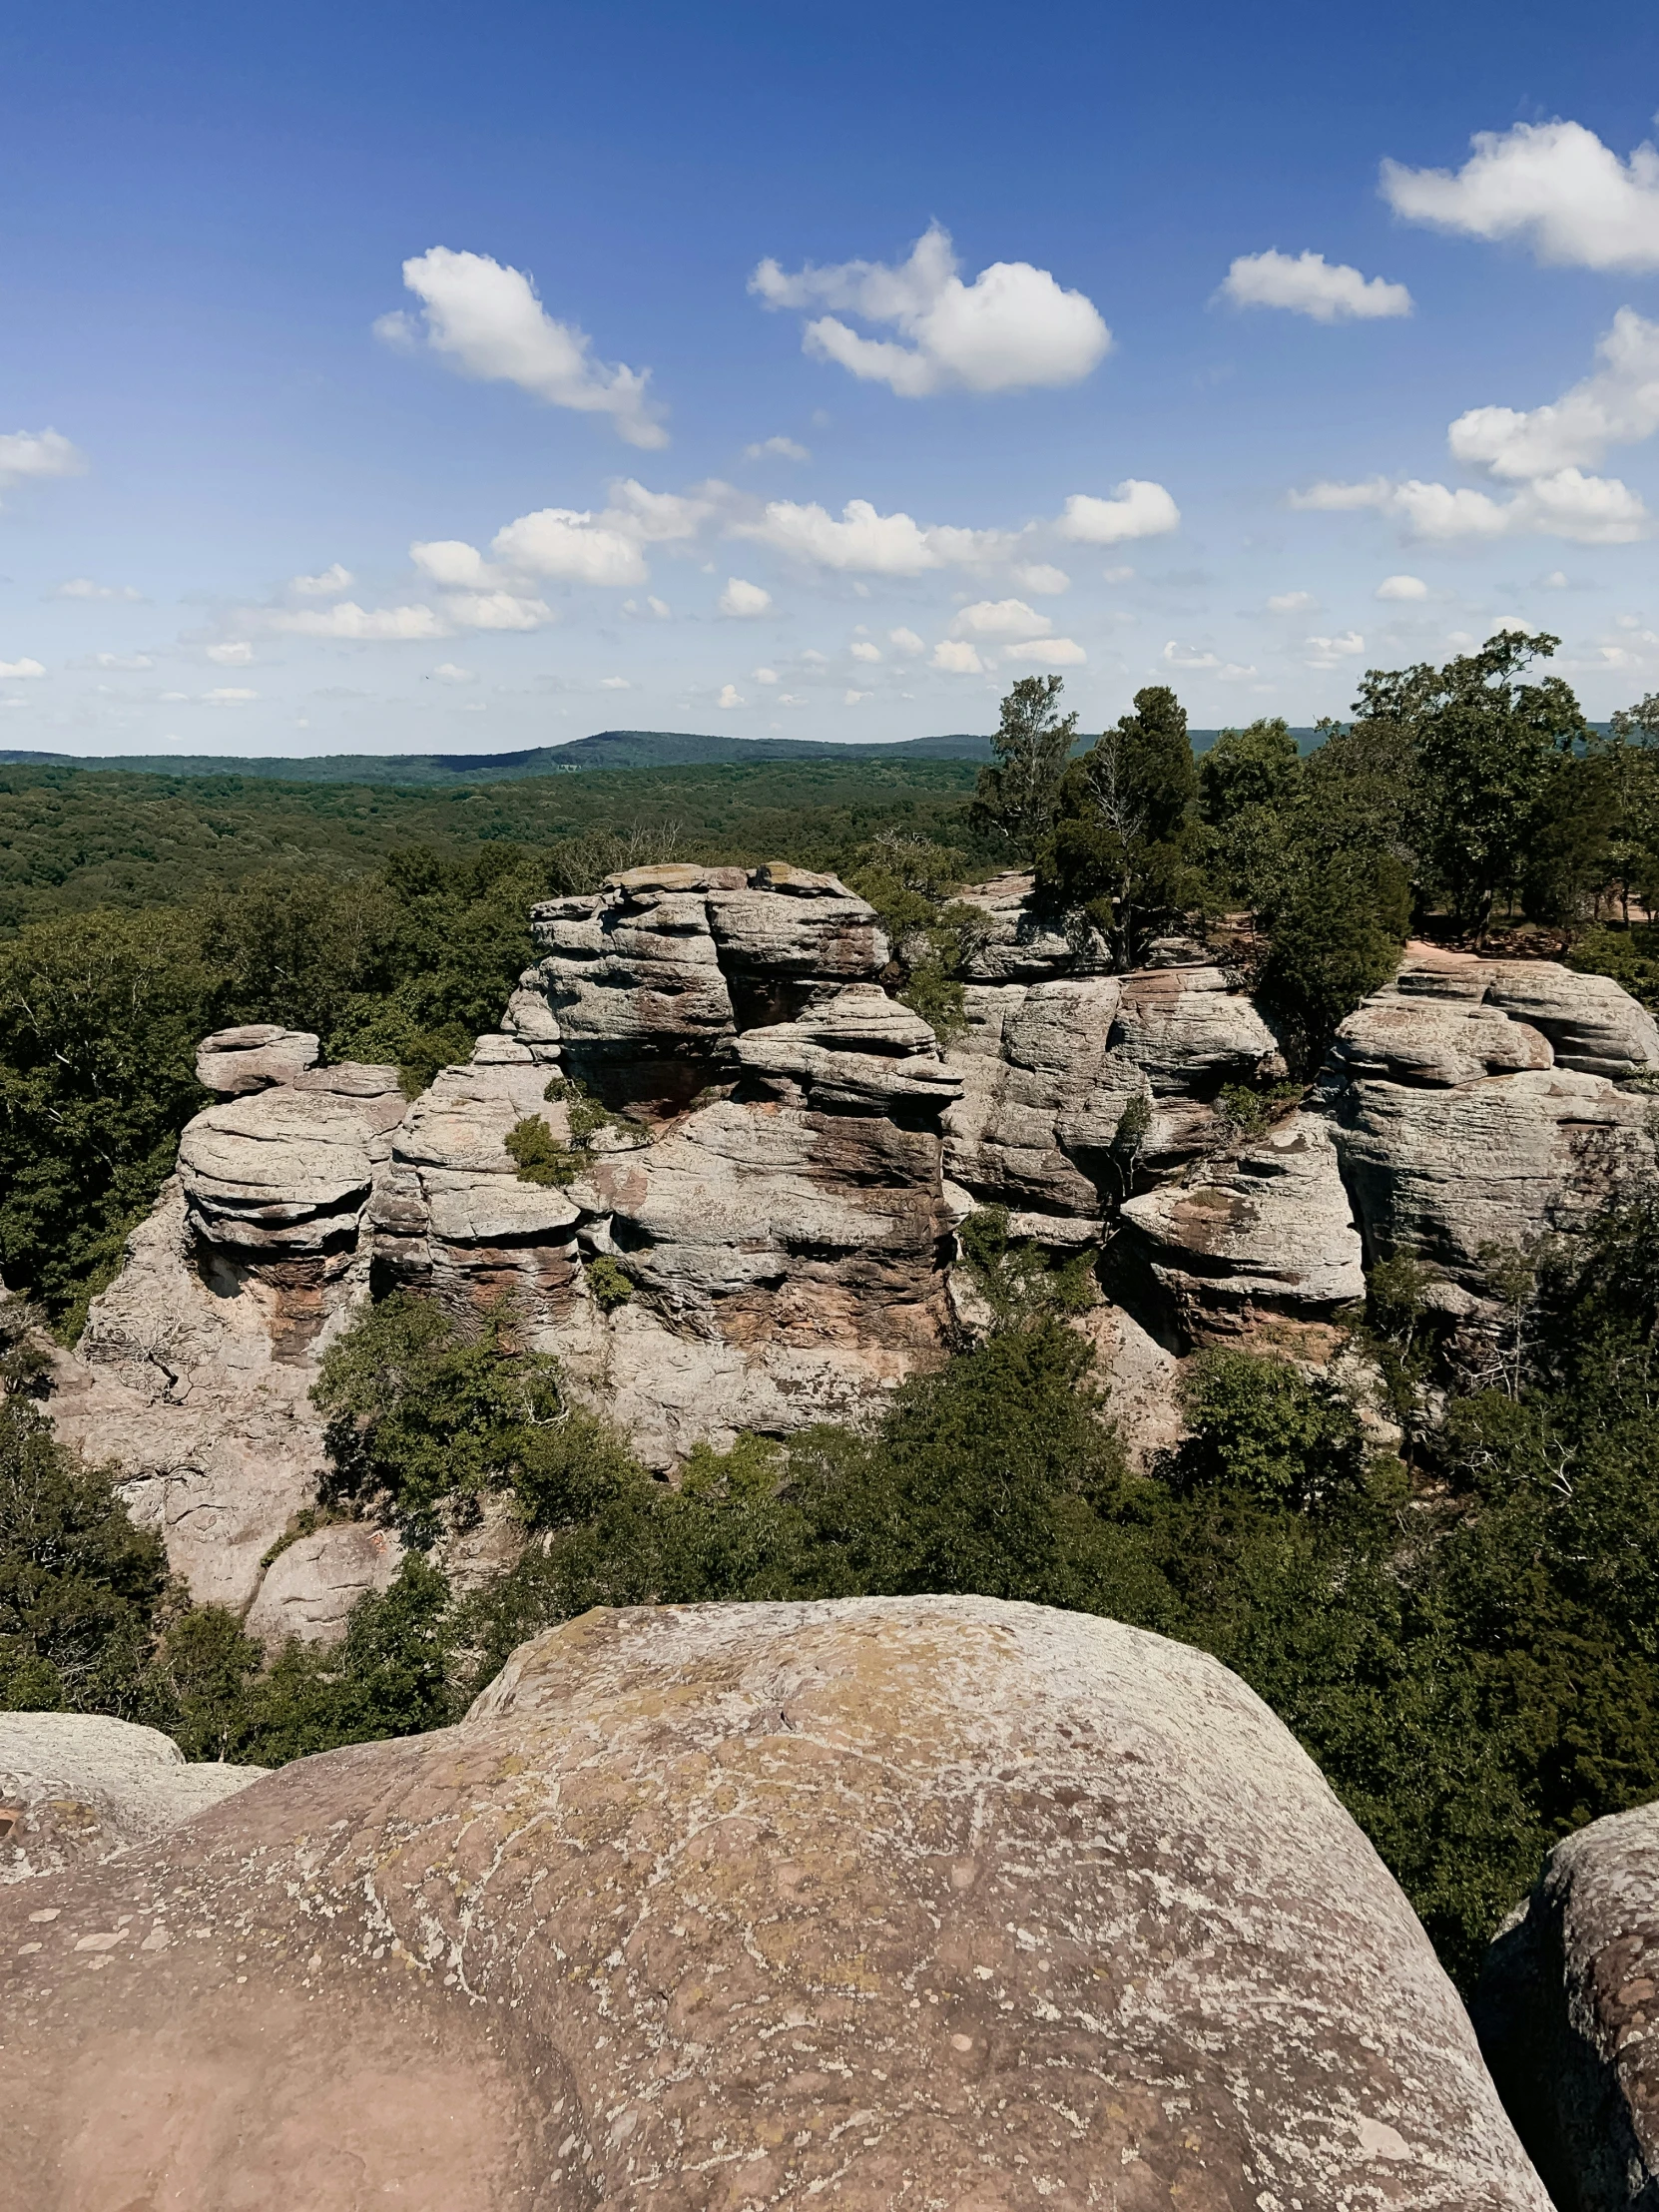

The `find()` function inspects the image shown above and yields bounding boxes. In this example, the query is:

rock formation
[1475,1799,1659,2210]
[1,1712,264,1883]
[0,1596,1550,2207]
[38,867,1658,1631]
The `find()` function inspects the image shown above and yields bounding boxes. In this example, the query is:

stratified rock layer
[1475,1799,1659,2211]
[1,1598,1547,2208]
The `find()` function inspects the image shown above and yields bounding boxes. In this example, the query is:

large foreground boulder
[2,1598,1546,2207]
[1475,1800,1659,2209]
[1,1713,264,1882]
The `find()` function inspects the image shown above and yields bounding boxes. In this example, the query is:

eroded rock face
[177,1061,406,1254]
[0,1597,1548,2208]
[0,1713,264,1884]
[1474,1800,1659,2211]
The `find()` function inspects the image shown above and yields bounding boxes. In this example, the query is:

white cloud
[931,639,986,674]
[289,563,354,596]
[1103,564,1135,584]
[266,600,450,640]
[751,222,1110,396]
[205,687,257,704]
[1164,642,1220,670]
[1220,250,1411,321]
[95,652,153,671]
[488,509,650,587]
[753,667,779,684]
[744,434,810,460]
[0,429,86,485]
[719,576,773,617]
[717,683,746,709]
[950,598,1052,641]
[599,676,631,689]
[1000,637,1086,666]
[887,626,925,656]
[0,657,46,678]
[207,641,255,666]
[1268,590,1316,613]
[1305,631,1367,668]
[647,595,671,619]
[1057,481,1180,544]
[411,539,497,588]
[443,590,553,631]
[1011,561,1070,595]
[1377,573,1428,600]
[56,577,141,601]
[1543,570,1570,589]
[382,247,666,446]
[1382,120,1659,272]
[849,639,882,662]
[1289,470,1650,544]
[1447,308,1659,479]
[431,662,474,683]
[604,478,714,541]
[735,496,1006,575]
[843,689,870,705]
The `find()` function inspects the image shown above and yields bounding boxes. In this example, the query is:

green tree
[1254,850,1411,1074]
[968,676,1078,857]
[1039,685,1198,964]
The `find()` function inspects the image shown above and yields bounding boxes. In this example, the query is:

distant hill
[0,729,997,786]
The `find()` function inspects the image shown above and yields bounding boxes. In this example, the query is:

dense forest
[3,629,1658,1988]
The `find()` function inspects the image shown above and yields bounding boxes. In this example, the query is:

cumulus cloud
[753,667,779,684]
[1382,120,1659,272]
[1057,481,1180,544]
[1288,470,1649,544]
[56,578,141,601]
[717,683,745,709]
[999,638,1086,666]
[1447,308,1659,479]
[1377,574,1428,600]
[931,639,986,674]
[744,434,810,460]
[1162,642,1257,678]
[719,576,772,617]
[0,657,46,678]
[95,652,153,670]
[444,591,552,631]
[1268,590,1316,613]
[488,509,650,587]
[887,627,925,656]
[411,540,497,588]
[1220,250,1412,321]
[599,676,631,689]
[265,600,451,640]
[207,641,255,666]
[1304,631,1367,668]
[734,497,1007,575]
[750,222,1110,397]
[379,247,667,447]
[1011,561,1070,595]
[289,563,354,596]
[204,687,257,704]
[950,598,1052,641]
[0,430,86,485]
[848,639,882,662]
[431,663,475,683]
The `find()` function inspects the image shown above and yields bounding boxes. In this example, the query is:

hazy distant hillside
[0,728,997,785]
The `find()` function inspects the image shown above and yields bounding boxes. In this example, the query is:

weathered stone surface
[0,1598,1547,2208]
[1474,1799,1659,2211]
[177,1062,406,1253]
[953,868,1103,980]
[243,1521,403,1649]
[1120,1108,1367,1337]
[0,1713,264,1883]
[195,1023,320,1095]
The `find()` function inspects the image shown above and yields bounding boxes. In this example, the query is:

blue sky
[2,0,1657,756]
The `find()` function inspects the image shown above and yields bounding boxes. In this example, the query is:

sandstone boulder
[1,1713,264,1883]
[0,1598,1547,2207]
[177,1061,406,1253]
[195,1023,320,1095]
[1474,1799,1659,2210]
[243,1521,403,1648]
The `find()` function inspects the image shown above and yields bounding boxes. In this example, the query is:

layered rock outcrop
[0,1597,1550,2207]
[1475,1799,1659,2210]
[1,1713,264,1883]
[40,869,1658,1627]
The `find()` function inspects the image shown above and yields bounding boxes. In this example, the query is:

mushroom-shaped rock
[0,1713,264,1883]
[0,1599,1548,2207]
[195,1024,319,1095]
[1475,1798,1659,2210]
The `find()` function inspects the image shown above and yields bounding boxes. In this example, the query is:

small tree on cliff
[969,676,1078,857]
[1038,685,1198,965]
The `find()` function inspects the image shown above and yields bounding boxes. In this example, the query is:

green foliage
[1568,922,1659,1012]
[1038,686,1199,964]
[1165,1349,1370,1509]
[504,1116,585,1187]
[968,676,1078,857]
[956,1206,1096,1327]
[309,1292,563,1543]
[1198,718,1302,825]
[1253,850,1411,1074]
[844,830,983,1040]
[584,1253,634,1311]
[1215,1079,1301,1139]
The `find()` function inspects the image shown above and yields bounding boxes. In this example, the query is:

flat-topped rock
[177,1069,408,1253]
[0,1598,1548,2207]
[0,1713,264,1883]
[195,1025,319,1095]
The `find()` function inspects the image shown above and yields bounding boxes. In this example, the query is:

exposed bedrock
[0,1597,1549,2208]
[1474,1799,1659,2210]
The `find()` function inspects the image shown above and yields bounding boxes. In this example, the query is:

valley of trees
[3,629,1659,1990]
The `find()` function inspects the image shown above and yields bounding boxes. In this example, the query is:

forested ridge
[3,629,1659,1989]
